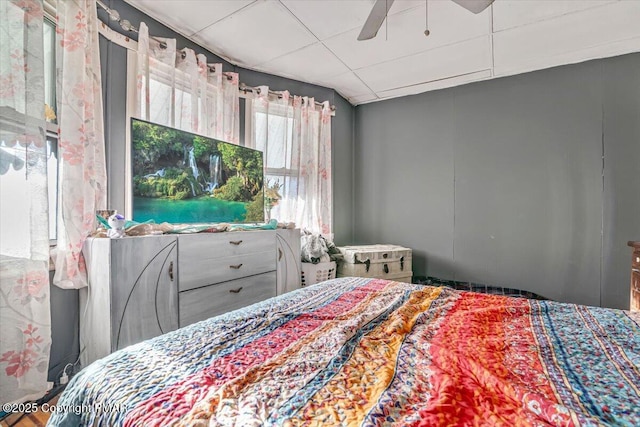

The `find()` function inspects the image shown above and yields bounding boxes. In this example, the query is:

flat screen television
[131,118,264,224]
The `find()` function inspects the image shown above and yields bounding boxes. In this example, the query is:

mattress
[47,277,640,426]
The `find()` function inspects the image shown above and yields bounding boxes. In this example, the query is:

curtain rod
[239,84,335,111]
[96,0,147,40]
[95,0,335,112]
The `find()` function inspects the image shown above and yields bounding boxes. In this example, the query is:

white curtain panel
[0,0,52,404]
[136,23,176,127]
[136,23,239,144]
[206,63,240,144]
[175,47,198,132]
[53,0,108,289]
[248,87,332,235]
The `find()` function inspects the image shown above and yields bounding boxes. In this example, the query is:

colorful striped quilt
[48,277,640,426]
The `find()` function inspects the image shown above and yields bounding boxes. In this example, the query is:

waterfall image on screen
[131,118,264,224]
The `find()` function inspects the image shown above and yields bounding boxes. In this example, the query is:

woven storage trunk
[301,261,336,287]
[337,244,412,283]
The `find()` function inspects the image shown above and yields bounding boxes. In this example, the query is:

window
[244,95,332,234]
[245,100,298,220]
[0,16,58,246]
[44,17,58,241]
[44,18,56,120]
[254,107,293,170]
[251,104,298,220]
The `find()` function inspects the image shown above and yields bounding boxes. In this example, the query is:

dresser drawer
[178,271,276,327]
[178,231,275,262]
[179,250,275,291]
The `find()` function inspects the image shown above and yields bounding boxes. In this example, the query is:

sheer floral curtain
[204,63,239,143]
[136,23,239,143]
[247,87,332,235]
[0,0,52,404]
[53,0,107,289]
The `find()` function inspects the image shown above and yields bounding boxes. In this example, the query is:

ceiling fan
[357,0,494,41]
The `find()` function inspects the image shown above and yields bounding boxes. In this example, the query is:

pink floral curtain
[53,0,107,289]
[248,87,332,235]
[136,23,239,143]
[0,0,52,404]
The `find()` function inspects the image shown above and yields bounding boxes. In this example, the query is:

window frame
[43,14,59,245]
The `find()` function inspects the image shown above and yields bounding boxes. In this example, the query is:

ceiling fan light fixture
[358,0,494,41]
[357,0,396,41]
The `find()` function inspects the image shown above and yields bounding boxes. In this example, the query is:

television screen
[131,118,264,224]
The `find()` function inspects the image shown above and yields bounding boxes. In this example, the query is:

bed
[48,277,640,426]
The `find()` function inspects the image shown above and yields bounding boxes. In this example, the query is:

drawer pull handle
[383,263,389,274]
[168,261,174,281]
[229,287,243,294]
[230,263,243,269]
[278,248,283,261]
[229,240,243,246]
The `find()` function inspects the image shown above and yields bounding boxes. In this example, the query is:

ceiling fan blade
[450,0,494,14]
[357,0,396,41]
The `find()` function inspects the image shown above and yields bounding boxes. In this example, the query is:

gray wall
[354,53,640,308]
[48,278,80,382]
[332,94,356,245]
[602,54,640,309]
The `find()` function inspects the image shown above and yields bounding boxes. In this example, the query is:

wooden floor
[0,396,58,427]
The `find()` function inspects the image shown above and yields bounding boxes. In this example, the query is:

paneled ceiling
[125,0,640,105]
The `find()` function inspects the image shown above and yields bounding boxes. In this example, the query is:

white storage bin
[301,261,336,287]
[337,244,412,282]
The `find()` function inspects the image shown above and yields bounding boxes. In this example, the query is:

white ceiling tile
[391,0,426,14]
[493,1,640,76]
[324,1,490,70]
[280,0,424,41]
[356,36,492,93]
[338,87,377,104]
[192,1,317,68]
[280,0,376,41]
[257,43,351,84]
[127,0,255,36]
[494,35,640,79]
[376,69,492,100]
[493,0,618,33]
[317,72,373,98]
[350,93,379,105]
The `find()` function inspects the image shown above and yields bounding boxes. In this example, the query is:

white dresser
[177,231,277,327]
[276,228,302,295]
[81,235,179,367]
[81,229,300,366]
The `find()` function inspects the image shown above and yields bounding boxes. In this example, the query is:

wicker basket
[301,261,336,287]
